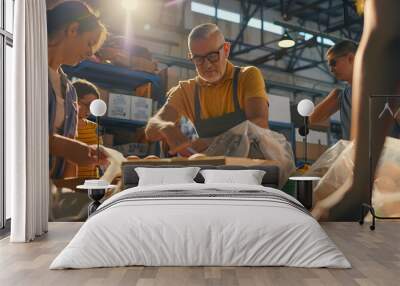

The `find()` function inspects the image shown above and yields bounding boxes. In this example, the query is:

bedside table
[288,176,321,210]
[77,182,116,216]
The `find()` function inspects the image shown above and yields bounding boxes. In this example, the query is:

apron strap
[194,83,201,122]
[232,66,241,112]
[194,66,241,122]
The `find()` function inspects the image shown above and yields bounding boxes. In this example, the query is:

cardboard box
[98,87,109,104]
[130,56,158,73]
[102,133,114,147]
[107,93,131,119]
[296,142,328,161]
[159,66,179,92]
[130,95,152,122]
[135,82,152,98]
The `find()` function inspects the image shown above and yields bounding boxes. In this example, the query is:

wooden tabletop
[123,156,279,167]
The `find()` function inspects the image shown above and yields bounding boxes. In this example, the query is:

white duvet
[50,183,351,269]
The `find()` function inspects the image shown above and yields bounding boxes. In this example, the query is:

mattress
[50,183,351,269]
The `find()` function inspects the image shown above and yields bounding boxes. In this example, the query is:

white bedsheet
[50,183,351,269]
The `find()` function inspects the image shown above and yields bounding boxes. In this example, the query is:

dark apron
[193,66,247,138]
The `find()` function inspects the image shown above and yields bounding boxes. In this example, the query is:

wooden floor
[0,222,399,286]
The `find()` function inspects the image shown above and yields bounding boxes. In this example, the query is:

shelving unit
[63,60,164,105]
[63,60,165,156]
[87,115,147,129]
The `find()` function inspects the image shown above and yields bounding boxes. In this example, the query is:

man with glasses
[145,23,269,156]
[309,40,357,140]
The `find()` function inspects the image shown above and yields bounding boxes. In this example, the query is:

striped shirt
[76,119,103,178]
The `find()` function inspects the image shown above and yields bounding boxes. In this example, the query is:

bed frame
[121,164,280,190]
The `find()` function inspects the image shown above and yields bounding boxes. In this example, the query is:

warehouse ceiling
[225,0,363,74]
[84,0,363,96]
[87,0,363,72]
[257,0,363,36]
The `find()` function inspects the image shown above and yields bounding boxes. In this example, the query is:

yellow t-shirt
[76,119,103,178]
[166,61,268,124]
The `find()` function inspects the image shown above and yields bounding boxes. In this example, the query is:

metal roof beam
[285,0,330,19]
[275,20,355,43]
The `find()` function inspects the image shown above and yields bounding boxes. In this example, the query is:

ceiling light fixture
[278,31,296,48]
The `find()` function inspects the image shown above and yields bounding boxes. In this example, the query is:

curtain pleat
[9,0,49,242]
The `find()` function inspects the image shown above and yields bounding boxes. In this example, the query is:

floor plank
[0,222,399,286]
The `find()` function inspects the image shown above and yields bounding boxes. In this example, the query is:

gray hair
[188,23,224,48]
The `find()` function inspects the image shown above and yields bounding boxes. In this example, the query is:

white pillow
[200,169,266,185]
[135,167,201,186]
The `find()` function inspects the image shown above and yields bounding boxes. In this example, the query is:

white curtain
[7,0,49,242]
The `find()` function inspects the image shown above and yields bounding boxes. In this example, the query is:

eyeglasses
[328,54,347,67]
[189,43,225,65]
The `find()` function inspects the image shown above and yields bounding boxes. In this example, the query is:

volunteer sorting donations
[145,23,295,185]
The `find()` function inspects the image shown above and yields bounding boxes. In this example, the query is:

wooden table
[123,156,279,167]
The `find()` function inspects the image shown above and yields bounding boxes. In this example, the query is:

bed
[50,165,350,269]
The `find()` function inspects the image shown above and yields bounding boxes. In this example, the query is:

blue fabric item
[339,85,400,140]
[48,68,78,179]
[339,85,352,140]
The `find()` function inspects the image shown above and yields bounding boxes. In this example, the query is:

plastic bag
[203,121,296,187]
[310,141,355,203]
[305,140,351,178]
[311,137,400,218]
[99,145,127,193]
[49,146,127,222]
[370,137,400,217]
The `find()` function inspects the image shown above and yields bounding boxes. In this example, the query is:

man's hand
[168,138,212,157]
[145,105,194,156]
[189,138,212,153]
[145,105,181,142]
[160,123,191,155]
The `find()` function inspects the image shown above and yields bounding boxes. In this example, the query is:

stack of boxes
[107,91,153,122]
[99,82,157,157]
[76,38,167,158]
